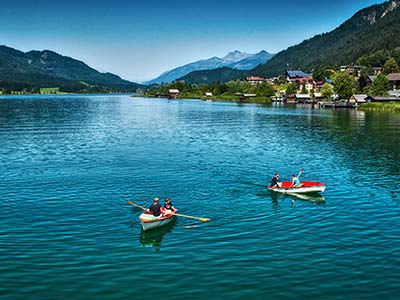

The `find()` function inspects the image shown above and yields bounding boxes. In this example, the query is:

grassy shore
[359,102,400,113]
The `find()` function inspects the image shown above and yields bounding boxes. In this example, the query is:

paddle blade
[199,218,211,222]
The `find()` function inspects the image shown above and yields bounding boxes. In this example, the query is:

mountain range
[252,0,400,78]
[145,50,274,85]
[178,0,400,84]
[0,46,142,93]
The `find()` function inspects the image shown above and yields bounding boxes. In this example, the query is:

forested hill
[251,0,400,77]
[0,45,142,92]
[177,67,246,84]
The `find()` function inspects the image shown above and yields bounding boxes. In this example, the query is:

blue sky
[0,0,384,82]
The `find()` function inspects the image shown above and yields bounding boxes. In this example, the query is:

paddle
[297,167,305,179]
[127,201,147,211]
[173,213,210,223]
[127,201,211,223]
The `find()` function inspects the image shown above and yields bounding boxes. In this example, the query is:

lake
[0,95,399,300]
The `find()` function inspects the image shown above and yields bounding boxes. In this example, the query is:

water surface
[0,95,399,299]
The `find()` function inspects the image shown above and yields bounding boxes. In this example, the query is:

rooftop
[387,73,400,81]
[286,70,311,78]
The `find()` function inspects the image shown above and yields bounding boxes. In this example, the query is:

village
[155,64,400,109]
[246,67,400,107]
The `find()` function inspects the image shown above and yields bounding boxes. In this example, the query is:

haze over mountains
[145,50,274,85]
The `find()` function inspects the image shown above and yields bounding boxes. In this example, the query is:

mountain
[178,0,400,84]
[228,50,274,70]
[251,0,400,77]
[177,67,246,84]
[146,50,273,84]
[0,45,142,92]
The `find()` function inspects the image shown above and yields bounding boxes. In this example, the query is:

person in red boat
[291,174,304,188]
[148,197,162,217]
[270,173,282,188]
[162,197,177,214]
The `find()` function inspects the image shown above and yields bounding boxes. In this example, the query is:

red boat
[268,181,326,194]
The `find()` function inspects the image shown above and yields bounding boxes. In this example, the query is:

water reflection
[289,193,326,207]
[139,218,177,251]
[267,191,326,207]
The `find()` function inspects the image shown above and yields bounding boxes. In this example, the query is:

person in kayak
[291,174,303,188]
[148,197,162,217]
[270,173,282,188]
[162,197,177,214]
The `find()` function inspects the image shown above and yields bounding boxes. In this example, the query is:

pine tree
[383,58,400,75]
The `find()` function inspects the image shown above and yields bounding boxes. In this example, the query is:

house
[389,90,400,97]
[239,93,257,101]
[365,95,400,102]
[246,76,266,84]
[313,92,323,100]
[265,77,276,84]
[295,94,311,103]
[339,65,365,75]
[372,67,383,75]
[314,80,325,91]
[285,71,313,82]
[387,73,400,90]
[168,89,180,99]
[285,94,296,103]
[204,92,213,97]
[349,94,368,104]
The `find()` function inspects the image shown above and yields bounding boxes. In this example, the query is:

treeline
[0,78,142,94]
[147,80,276,100]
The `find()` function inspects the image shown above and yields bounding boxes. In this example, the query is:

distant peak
[222,50,251,62]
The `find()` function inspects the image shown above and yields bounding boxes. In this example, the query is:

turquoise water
[0,95,399,300]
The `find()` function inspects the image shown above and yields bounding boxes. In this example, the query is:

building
[372,67,383,75]
[339,65,365,75]
[285,94,296,103]
[389,90,400,97]
[285,71,312,82]
[313,92,323,100]
[295,94,311,103]
[365,95,400,102]
[238,93,257,101]
[245,76,266,84]
[349,94,368,104]
[168,89,180,99]
[204,92,213,97]
[387,73,400,90]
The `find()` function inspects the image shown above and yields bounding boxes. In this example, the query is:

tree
[255,82,275,97]
[357,50,389,68]
[383,57,400,75]
[300,82,307,94]
[285,83,297,95]
[320,83,334,99]
[358,76,370,93]
[365,73,389,95]
[392,48,400,65]
[332,71,356,99]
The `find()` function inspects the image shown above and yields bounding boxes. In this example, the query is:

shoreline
[132,94,272,105]
[133,94,400,112]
